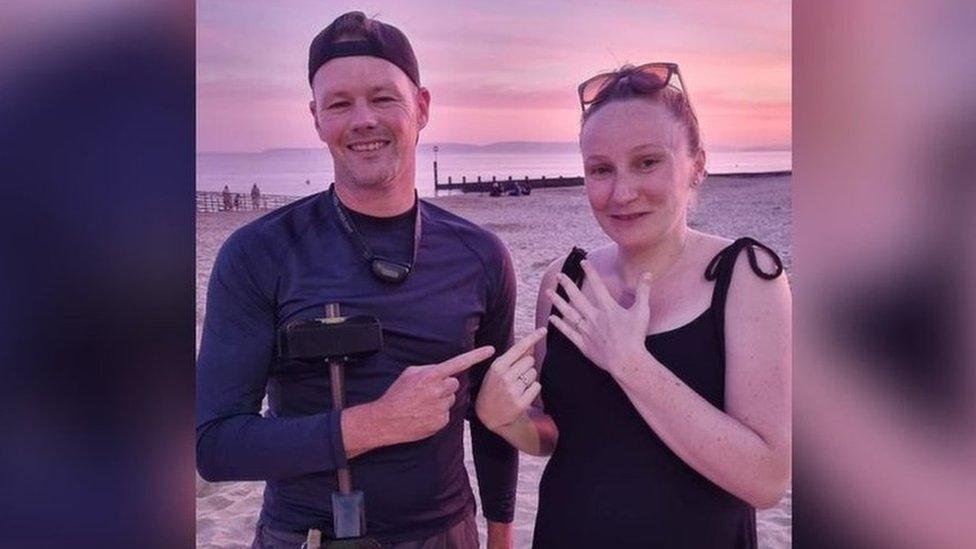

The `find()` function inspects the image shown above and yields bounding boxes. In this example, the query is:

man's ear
[415,87,431,130]
[309,100,321,133]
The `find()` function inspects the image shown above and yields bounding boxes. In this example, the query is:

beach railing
[196,191,301,213]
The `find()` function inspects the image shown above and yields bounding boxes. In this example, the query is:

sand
[196,175,792,548]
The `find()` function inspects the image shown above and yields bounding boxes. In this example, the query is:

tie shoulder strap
[704,237,784,352]
[551,247,588,319]
[705,237,784,282]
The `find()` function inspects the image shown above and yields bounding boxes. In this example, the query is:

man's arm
[195,233,347,481]
[468,242,519,544]
[197,232,502,481]
[342,346,496,458]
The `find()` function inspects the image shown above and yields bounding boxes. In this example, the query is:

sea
[197,144,791,198]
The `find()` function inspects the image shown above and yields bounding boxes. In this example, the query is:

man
[196,11,524,548]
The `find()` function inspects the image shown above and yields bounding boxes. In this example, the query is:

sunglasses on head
[577,62,686,112]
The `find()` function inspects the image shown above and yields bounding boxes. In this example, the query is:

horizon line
[198,142,794,156]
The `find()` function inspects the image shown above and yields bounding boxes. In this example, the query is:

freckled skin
[579,99,703,252]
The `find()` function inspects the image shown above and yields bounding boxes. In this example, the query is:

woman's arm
[476,260,562,456]
[487,405,558,457]
[550,254,791,508]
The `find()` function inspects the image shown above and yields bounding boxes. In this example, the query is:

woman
[476,63,791,548]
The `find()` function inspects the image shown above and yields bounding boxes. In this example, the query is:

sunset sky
[197,0,790,153]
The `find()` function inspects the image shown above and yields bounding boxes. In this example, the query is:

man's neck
[333,180,416,217]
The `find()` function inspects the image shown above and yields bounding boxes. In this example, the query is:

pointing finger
[494,327,547,369]
[433,345,495,377]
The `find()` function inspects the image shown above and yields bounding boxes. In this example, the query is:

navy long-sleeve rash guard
[196,190,518,543]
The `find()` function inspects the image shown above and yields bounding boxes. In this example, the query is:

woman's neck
[614,226,693,288]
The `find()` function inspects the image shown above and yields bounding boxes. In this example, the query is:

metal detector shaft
[323,303,354,495]
[325,303,352,494]
[329,357,353,494]
[321,303,370,543]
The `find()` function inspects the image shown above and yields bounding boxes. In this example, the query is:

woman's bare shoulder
[722,235,791,313]
[691,231,786,279]
[690,230,734,258]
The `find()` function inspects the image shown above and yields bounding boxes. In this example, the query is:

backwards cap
[308,11,420,87]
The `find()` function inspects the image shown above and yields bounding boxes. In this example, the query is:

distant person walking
[250,183,261,210]
[221,185,232,211]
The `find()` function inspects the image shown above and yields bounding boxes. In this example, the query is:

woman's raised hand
[475,327,547,431]
[547,260,652,375]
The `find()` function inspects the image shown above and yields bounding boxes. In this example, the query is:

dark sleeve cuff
[482,510,515,524]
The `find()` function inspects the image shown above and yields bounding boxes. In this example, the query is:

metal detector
[279,303,383,549]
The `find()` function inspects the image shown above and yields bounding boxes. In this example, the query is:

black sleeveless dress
[532,237,784,549]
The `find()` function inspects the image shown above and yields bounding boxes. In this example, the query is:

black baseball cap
[308,11,420,87]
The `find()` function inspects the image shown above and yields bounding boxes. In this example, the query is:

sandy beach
[196,174,792,548]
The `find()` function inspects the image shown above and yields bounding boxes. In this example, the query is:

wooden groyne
[432,170,791,195]
[434,174,583,195]
[196,191,299,213]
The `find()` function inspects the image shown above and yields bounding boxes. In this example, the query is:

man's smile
[347,140,390,152]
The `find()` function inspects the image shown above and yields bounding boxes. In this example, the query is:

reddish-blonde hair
[581,65,704,157]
